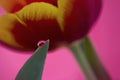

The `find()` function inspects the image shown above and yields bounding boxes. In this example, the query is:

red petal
[62,0,102,42]
[25,0,57,6]
[0,0,26,12]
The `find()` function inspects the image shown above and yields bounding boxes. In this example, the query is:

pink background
[0,0,120,80]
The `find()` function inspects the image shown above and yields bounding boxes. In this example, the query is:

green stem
[69,36,110,80]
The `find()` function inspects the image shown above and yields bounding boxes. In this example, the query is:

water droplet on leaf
[37,40,45,47]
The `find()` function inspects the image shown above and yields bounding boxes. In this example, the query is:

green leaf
[69,36,110,80]
[15,40,49,80]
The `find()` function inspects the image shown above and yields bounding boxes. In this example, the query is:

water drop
[37,40,45,47]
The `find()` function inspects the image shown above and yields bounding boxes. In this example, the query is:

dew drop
[37,40,45,47]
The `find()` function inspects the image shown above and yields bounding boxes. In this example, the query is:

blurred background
[0,0,120,80]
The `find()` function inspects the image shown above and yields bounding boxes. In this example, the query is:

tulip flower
[0,0,111,80]
[0,0,101,51]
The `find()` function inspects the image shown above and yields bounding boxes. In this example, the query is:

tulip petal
[0,14,25,49]
[16,2,58,22]
[0,13,42,50]
[0,0,26,12]
[57,0,74,30]
[58,0,102,43]
[25,0,57,6]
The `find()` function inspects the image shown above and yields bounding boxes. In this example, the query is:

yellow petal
[16,2,58,21]
[57,0,74,30]
[0,14,24,48]
[15,2,66,31]
[58,0,74,15]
